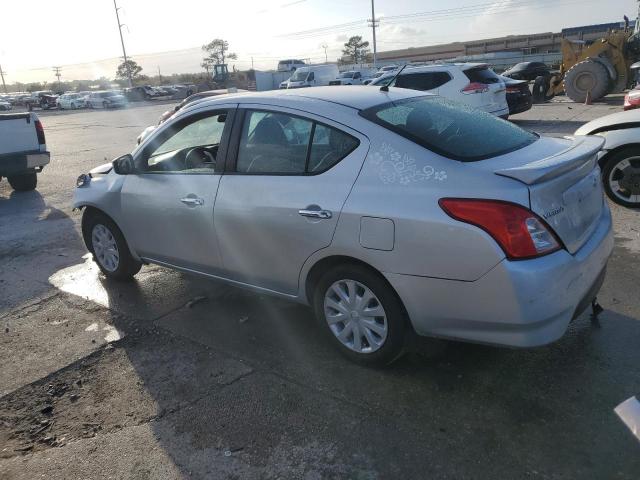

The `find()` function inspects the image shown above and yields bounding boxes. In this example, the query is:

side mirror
[112,154,136,175]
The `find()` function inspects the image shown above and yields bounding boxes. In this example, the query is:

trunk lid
[493,135,606,254]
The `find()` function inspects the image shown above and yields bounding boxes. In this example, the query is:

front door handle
[299,208,332,219]
[180,196,204,207]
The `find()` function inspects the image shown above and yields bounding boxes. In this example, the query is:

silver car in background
[73,87,613,366]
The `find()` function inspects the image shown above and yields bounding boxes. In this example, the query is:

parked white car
[283,65,340,89]
[57,93,86,109]
[371,63,509,118]
[74,87,612,366]
[86,91,128,109]
[575,109,640,208]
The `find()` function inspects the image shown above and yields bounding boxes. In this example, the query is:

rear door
[214,105,369,295]
[463,66,507,115]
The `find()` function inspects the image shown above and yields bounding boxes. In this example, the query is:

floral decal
[370,142,447,185]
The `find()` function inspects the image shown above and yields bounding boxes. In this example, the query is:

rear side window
[360,96,537,161]
[395,72,451,91]
[464,67,501,84]
[236,110,359,174]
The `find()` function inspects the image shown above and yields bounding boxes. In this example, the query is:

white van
[277,59,306,72]
[284,65,340,89]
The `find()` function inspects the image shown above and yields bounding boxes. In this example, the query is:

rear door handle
[180,196,204,207]
[299,208,332,219]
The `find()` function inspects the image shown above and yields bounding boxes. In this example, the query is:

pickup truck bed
[0,112,50,191]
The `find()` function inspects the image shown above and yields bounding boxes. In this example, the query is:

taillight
[506,86,520,93]
[439,198,562,260]
[461,82,489,94]
[35,119,46,145]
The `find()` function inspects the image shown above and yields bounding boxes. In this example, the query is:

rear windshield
[464,67,502,84]
[360,96,537,161]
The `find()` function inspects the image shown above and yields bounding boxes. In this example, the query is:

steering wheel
[185,147,215,170]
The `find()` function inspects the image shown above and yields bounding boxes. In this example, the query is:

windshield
[291,70,309,81]
[360,96,537,161]
[339,72,355,78]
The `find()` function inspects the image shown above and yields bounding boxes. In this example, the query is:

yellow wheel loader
[540,9,640,103]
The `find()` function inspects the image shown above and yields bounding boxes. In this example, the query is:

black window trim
[134,107,236,175]
[225,107,360,176]
[359,96,538,162]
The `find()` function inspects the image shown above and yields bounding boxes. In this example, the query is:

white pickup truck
[0,112,50,191]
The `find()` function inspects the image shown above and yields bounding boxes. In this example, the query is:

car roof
[194,86,427,112]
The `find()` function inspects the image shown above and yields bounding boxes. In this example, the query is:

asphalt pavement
[1,98,639,479]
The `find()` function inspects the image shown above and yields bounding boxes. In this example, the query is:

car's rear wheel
[83,211,142,280]
[602,147,640,208]
[7,172,37,191]
[313,264,407,366]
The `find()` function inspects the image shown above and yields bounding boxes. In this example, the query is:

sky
[0,0,638,84]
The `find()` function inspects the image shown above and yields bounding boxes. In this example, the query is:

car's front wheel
[314,264,408,366]
[83,211,142,280]
[602,147,640,208]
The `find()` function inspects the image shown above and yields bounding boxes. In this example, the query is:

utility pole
[113,0,132,87]
[321,43,328,63]
[0,64,7,94]
[157,66,162,84]
[368,0,379,68]
[251,57,254,70]
[53,66,62,90]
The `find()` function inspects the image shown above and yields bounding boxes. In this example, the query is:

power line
[0,65,7,93]
[113,0,132,87]
[52,66,62,86]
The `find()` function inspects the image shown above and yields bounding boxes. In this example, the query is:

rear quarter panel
[312,130,531,282]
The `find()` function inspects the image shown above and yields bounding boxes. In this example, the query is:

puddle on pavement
[48,254,110,307]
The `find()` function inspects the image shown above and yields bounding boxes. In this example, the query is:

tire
[82,210,142,280]
[7,172,37,191]
[532,75,550,103]
[313,264,408,366]
[601,147,640,208]
[564,60,610,103]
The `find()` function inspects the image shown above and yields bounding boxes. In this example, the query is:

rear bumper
[385,204,614,348]
[0,151,50,175]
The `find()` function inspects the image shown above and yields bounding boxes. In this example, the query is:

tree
[201,58,215,75]
[202,39,237,66]
[115,59,143,82]
[342,36,370,64]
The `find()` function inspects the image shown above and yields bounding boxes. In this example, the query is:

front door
[214,106,369,295]
[121,107,234,274]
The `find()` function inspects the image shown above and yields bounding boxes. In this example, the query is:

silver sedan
[74,86,613,366]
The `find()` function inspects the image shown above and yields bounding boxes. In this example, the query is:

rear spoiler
[494,135,605,185]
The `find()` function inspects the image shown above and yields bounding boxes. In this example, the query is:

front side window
[361,96,537,161]
[140,111,228,173]
[236,110,359,174]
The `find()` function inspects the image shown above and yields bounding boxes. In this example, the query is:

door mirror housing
[112,154,136,175]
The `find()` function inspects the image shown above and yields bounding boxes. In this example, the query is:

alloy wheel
[608,156,640,205]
